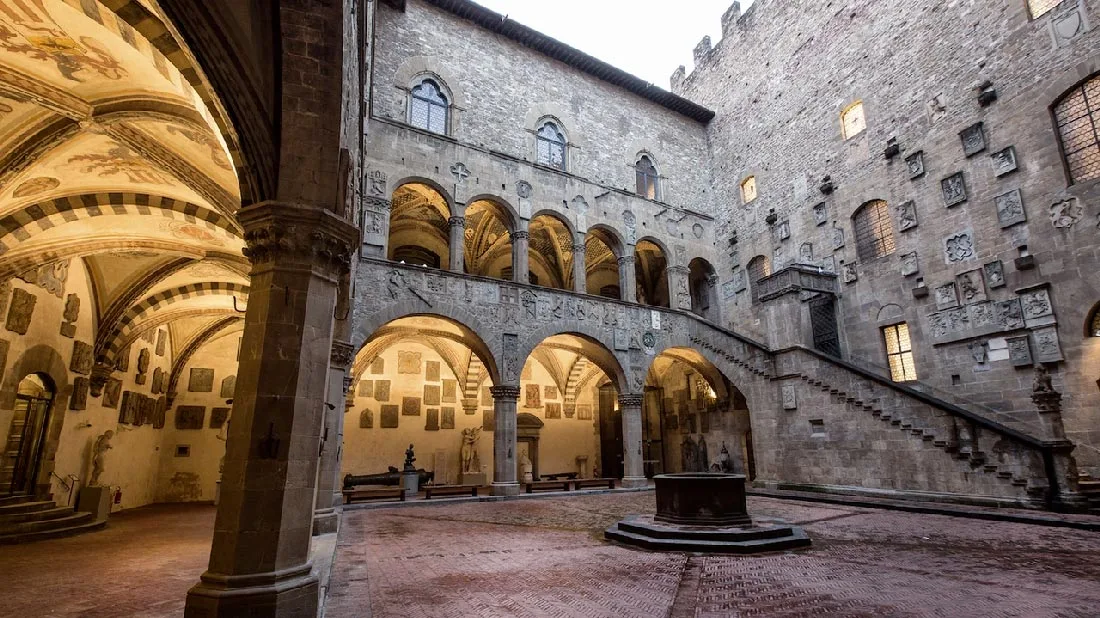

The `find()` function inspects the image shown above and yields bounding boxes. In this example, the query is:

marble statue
[216,411,231,475]
[519,450,533,483]
[460,427,481,474]
[90,430,114,486]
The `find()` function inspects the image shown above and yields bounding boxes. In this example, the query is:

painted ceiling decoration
[0,0,250,379]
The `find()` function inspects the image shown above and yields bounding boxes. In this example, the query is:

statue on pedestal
[403,443,416,470]
[90,430,113,486]
[460,428,481,474]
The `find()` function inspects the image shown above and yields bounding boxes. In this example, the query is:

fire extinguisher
[113,487,122,505]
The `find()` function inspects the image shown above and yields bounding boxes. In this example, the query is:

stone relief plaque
[374,380,391,402]
[842,263,858,284]
[136,348,150,384]
[425,408,440,431]
[782,383,797,410]
[175,406,205,430]
[370,358,384,374]
[733,269,747,292]
[1020,287,1054,326]
[943,230,975,264]
[799,243,814,264]
[666,414,679,430]
[900,252,919,277]
[188,368,214,392]
[906,151,925,179]
[220,375,237,398]
[960,122,986,157]
[776,220,790,241]
[60,293,78,337]
[153,397,166,429]
[70,340,93,375]
[380,405,399,428]
[1031,326,1063,362]
[441,407,455,429]
[995,298,1025,331]
[360,408,373,429]
[151,367,163,394]
[524,384,541,408]
[821,255,836,273]
[545,402,562,419]
[155,330,166,356]
[935,282,959,310]
[210,407,230,429]
[832,225,845,250]
[968,302,996,331]
[397,351,421,374]
[442,379,457,403]
[357,379,373,398]
[5,288,36,335]
[722,281,737,300]
[103,378,122,409]
[544,385,558,400]
[425,360,440,382]
[941,172,967,207]
[984,260,1005,288]
[990,146,1018,177]
[1050,0,1091,48]
[576,404,592,420]
[896,200,918,232]
[69,377,89,411]
[1006,336,1033,367]
[994,189,1026,228]
[424,384,441,406]
[401,396,421,416]
[813,202,828,225]
[1049,198,1083,229]
[502,333,520,383]
[482,409,495,431]
[115,344,131,372]
[956,270,986,305]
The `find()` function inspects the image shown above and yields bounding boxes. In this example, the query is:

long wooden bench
[424,484,479,499]
[525,480,572,493]
[573,478,616,490]
[541,472,578,481]
[343,487,405,504]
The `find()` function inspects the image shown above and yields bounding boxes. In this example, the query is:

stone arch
[515,327,628,394]
[636,235,673,265]
[166,316,243,403]
[688,257,719,322]
[0,345,73,497]
[1085,300,1100,338]
[350,306,501,386]
[586,224,627,257]
[528,211,576,291]
[523,103,584,148]
[390,176,456,209]
[635,237,670,308]
[464,196,517,280]
[464,194,519,232]
[389,181,453,270]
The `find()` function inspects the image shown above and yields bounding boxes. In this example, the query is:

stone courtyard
[3,493,1098,617]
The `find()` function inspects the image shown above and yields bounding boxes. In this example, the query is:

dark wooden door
[598,385,622,479]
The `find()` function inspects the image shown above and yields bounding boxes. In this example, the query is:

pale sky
[470,0,752,89]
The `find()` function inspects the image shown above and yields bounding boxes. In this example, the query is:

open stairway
[0,494,104,545]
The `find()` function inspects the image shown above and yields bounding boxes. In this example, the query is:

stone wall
[678,0,1100,472]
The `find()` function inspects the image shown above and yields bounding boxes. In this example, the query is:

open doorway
[1,374,56,496]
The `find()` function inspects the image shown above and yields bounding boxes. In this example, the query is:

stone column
[184,202,359,618]
[618,255,636,303]
[313,340,355,535]
[511,231,530,284]
[571,234,587,294]
[705,273,721,322]
[619,393,647,488]
[448,216,465,274]
[490,385,521,496]
[668,265,691,311]
[1031,374,1086,510]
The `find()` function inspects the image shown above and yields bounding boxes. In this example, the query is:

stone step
[0,505,77,525]
[0,494,34,507]
[0,511,93,535]
[0,500,56,516]
[0,517,105,545]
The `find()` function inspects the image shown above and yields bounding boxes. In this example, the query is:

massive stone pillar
[448,216,466,274]
[490,385,521,496]
[571,234,586,294]
[511,231,530,284]
[619,393,647,488]
[185,202,358,618]
[313,340,355,535]
[618,255,636,303]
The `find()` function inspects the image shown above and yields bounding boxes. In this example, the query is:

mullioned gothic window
[635,155,659,200]
[841,101,866,140]
[853,199,895,261]
[536,121,567,170]
[409,78,449,135]
[1054,72,1100,185]
[1027,0,1062,19]
[740,176,757,204]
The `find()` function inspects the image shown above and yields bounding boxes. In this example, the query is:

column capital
[617,255,635,266]
[239,201,360,276]
[489,385,522,401]
[570,242,586,255]
[618,393,644,408]
[510,230,530,241]
[330,340,356,368]
[668,265,690,275]
[448,216,466,227]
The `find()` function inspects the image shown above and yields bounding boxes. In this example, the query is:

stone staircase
[0,494,104,544]
[1079,475,1100,513]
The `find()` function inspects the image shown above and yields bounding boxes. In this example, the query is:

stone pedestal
[184,201,358,618]
[619,394,647,488]
[460,472,487,486]
[76,486,111,523]
[490,385,521,496]
[403,468,419,496]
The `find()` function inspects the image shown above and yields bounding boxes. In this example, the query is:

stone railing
[755,264,838,302]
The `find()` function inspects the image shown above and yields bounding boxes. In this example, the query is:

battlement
[670,0,764,94]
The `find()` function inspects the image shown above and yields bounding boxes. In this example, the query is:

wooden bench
[424,484,479,499]
[573,478,616,490]
[541,472,578,481]
[342,487,405,504]
[525,480,572,493]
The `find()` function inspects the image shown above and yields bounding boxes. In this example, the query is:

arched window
[635,155,659,200]
[1089,303,1100,337]
[1027,0,1061,18]
[1053,72,1100,185]
[746,255,770,302]
[536,121,567,170]
[409,78,448,134]
[841,101,866,140]
[740,176,757,204]
[853,200,895,261]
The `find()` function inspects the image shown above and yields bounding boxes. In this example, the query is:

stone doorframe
[517,412,543,479]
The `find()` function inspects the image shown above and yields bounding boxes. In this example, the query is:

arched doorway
[635,238,670,308]
[1,374,56,496]
[688,257,719,322]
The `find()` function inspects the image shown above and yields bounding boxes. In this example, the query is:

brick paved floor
[326,493,1100,618]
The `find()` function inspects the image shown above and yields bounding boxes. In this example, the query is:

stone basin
[654,472,752,527]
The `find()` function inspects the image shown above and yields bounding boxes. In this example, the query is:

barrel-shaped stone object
[654,473,752,526]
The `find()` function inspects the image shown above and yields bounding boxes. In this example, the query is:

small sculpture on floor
[90,430,114,486]
[713,442,734,473]
[460,427,481,473]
